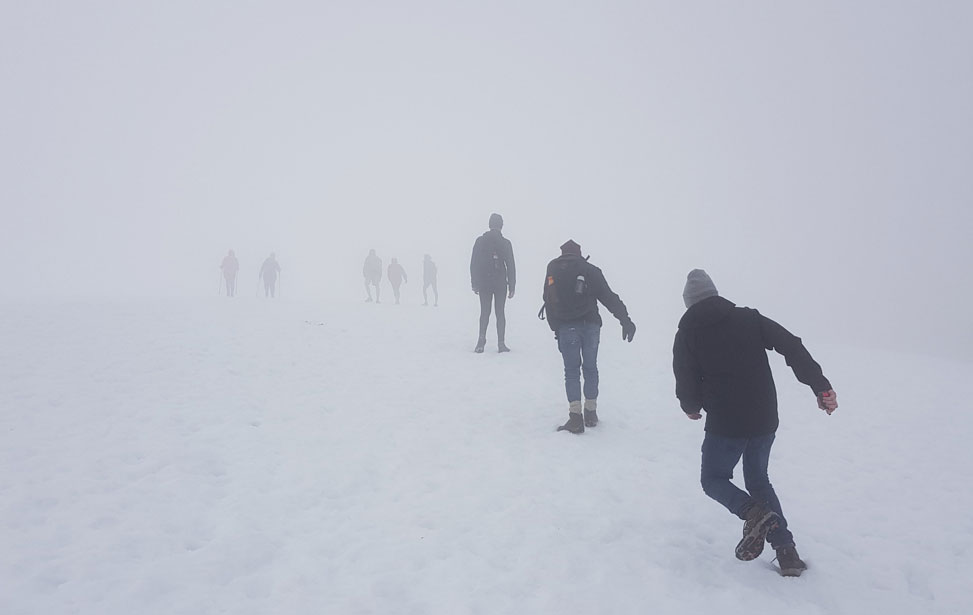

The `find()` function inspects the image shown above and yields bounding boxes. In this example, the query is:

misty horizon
[2,1,970,360]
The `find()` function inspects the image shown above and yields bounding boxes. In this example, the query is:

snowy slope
[0,297,970,615]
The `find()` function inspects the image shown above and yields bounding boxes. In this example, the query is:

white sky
[2,1,971,358]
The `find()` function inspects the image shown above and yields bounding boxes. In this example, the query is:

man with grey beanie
[672,269,838,577]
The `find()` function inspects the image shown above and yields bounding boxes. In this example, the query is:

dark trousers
[700,431,794,548]
[477,288,506,342]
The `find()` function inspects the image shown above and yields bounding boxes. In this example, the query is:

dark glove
[621,318,636,342]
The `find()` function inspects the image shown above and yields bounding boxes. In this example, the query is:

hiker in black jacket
[470,213,515,353]
[542,240,636,434]
[672,269,838,577]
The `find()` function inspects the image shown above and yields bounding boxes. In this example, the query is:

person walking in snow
[541,240,636,434]
[672,269,838,577]
[363,249,382,303]
[422,254,438,307]
[387,258,408,304]
[470,213,515,353]
[220,249,239,297]
[259,252,281,298]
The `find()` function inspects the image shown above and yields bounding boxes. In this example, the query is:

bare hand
[686,413,702,420]
[508,289,515,299]
[817,390,838,415]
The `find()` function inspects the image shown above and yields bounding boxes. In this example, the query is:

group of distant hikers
[219,251,281,298]
[469,212,838,578]
[220,213,839,578]
[361,250,439,306]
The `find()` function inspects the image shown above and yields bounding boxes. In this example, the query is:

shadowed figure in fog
[422,254,438,307]
[363,249,382,303]
[470,213,515,353]
[541,240,635,434]
[259,253,281,298]
[220,249,239,297]
[387,258,408,304]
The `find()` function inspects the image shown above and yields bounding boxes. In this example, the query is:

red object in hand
[818,390,838,415]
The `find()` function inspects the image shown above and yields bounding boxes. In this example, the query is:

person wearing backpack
[541,240,636,433]
[470,213,516,353]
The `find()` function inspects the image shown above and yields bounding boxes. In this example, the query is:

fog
[2,1,970,359]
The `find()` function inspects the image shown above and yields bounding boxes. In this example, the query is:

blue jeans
[700,431,794,548]
[557,321,600,403]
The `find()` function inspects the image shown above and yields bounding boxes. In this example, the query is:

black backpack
[539,255,593,330]
[475,233,504,282]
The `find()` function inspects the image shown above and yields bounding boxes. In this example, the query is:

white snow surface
[1,297,970,615]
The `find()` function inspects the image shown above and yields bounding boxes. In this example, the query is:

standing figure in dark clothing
[387,258,408,304]
[541,240,636,434]
[363,249,382,303]
[672,269,838,577]
[422,254,438,307]
[220,249,239,297]
[259,252,281,298]
[470,213,515,353]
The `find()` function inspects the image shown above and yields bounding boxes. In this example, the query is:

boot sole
[735,511,780,561]
[779,566,806,577]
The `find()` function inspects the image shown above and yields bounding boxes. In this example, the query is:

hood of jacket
[677,295,736,329]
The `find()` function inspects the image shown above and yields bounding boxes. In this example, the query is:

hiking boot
[557,412,584,434]
[498,342,510,353]
[735,502,781,561]
[775,545,807,577]
[583,399,598,427]
[474,338,486,353]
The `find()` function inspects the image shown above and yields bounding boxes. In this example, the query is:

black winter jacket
[542,254,631,330]
[470,229,515,293]
[672,296,831,438]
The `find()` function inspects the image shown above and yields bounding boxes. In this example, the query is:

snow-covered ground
[1,296,970,614]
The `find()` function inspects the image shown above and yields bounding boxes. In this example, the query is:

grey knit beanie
[683,269,718,308]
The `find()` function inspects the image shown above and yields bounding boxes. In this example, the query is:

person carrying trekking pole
[541,240,635,434]
[672,269,838,577]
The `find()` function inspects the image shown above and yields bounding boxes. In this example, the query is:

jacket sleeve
[673,329,703,413]
[470,238,480,289]
[593,268,631,324]
[504,239,516,292]
[758,313,832,394]
[542,264,558,331]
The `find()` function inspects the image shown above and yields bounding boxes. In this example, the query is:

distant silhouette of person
[470,213,516,353]
[259,252,281,298]
[363,249,382,303]
[423,254,438,307]
[387,258,408,304]
[220,249,239,297]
